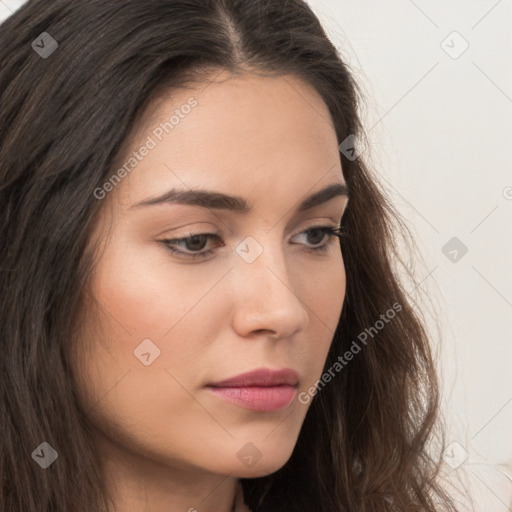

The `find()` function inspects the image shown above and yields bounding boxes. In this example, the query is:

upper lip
[207,368,299,388]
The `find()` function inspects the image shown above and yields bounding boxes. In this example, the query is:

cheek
[72,255,228,463]
[307,250,346,329]
[303,252,346,370]
[90,234,230,338]
[91,243,175,336]
[76,235,232,403]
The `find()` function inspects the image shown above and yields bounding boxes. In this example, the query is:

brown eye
[182,234,209,251]
[305,227,328,245]
[159,225,345,261]
[160,233,223,260]
[290,226,344,253]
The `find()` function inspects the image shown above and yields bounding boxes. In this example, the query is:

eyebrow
[130,182,349,214]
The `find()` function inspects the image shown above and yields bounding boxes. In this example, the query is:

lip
[206,368,299,412]
[208,368,299,387]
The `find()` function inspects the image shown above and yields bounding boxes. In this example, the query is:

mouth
[205,367,299,412]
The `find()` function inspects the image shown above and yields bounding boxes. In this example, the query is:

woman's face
[75,70,348,481]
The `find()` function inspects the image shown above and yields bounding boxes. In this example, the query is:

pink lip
[209,368,299,387]
[206,368,299,412]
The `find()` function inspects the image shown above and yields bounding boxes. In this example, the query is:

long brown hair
[0,0,458,510]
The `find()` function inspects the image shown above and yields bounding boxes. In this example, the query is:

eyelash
[159,225,347,261]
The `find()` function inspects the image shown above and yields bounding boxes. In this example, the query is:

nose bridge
[231,233,309,336]
[235,233,291,289]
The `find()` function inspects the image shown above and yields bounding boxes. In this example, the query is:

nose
[230,242,310,339]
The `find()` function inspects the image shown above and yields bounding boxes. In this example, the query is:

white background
[1,0,510,510]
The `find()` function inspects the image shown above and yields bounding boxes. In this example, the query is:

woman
[0,0,459,510]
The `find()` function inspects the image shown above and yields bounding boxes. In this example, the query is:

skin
[73,69,349,512]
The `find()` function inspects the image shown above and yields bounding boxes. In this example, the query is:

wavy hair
[0,0,458,510]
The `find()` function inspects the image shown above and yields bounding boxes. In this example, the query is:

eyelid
[294,218,341,233]
[162,218,341,241]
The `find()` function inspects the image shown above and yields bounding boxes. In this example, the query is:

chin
[227,437,297,479]
[232,456,293,479]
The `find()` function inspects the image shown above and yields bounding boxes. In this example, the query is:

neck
[98,445,240,512]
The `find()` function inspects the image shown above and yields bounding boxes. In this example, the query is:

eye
[160,233,221,260]
[291,226,344,251]
[159,225,347,261]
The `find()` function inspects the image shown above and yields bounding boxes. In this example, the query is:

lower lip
[206,385,297,411]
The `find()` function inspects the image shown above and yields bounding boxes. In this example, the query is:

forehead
[108,70,343,211]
